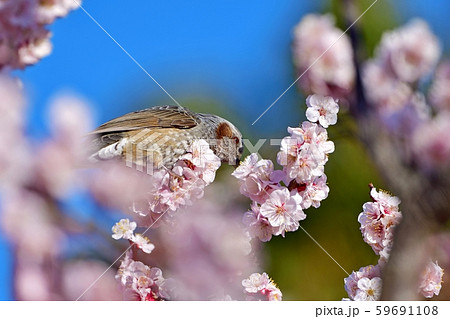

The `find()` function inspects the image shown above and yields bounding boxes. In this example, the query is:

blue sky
[21,0,319,139]
[15,0,450,138]
[1,0,449,300]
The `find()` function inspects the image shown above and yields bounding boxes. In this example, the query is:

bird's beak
[233,158,241,169]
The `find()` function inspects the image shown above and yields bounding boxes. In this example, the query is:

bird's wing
[90,105,199,135]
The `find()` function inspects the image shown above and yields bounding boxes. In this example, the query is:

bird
[88,105,243,171]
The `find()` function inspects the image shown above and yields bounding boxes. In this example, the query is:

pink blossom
[239,173,270,205]
[377,19,440,83]
[0,0,81,70]
[354,277,382,301]
[277,131,304,167]
[242,272,282,301]
[89,161,157,211]
[116,251,171,301]
[162,139,220,209]
[292,14,355,98]
[363,60,431,136]
[231,153,259,180]
[0,75,31,189]
[278,123,334,177]
[49,94,93,147]
[156,164,206,211]
[254,159,276,182]
[62,260,121,301]
[293,174,330,210]
[33,95,93,197]
[112,218,137,240]
[429,61,450,112]
[242,203,273,242]
[345,187,442,301]
[344,264,381,300]
[412,111,450,171]
[306,94,339,128]
[298,122,335,155]
[159,195,255,300]
[235,156,281,204]
[131,200,174,229]
[17,35,52,66]
[235,96,338,242]
[290,145,325,182]
[34,141,81,197]
[260,188,305,236]
[358,187,402,259]
[362,60,412,110]
[15,264,53,300]
[369,187,401,213]
[381,93,431,136]
[36,0,81,24]
[101,139,222,227]
[358,203,385,254]
[131,233,155,254]
[242,272,271,294]
[180,139,221,184]
[0,189,65,258]
[280,145,325,184]
[358,203,402,260]
[418,261,443,298]
[347,187,444,300]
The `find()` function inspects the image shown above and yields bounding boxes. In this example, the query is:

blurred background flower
[1,0,450,300]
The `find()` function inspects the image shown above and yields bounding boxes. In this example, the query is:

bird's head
[207,116,243,167]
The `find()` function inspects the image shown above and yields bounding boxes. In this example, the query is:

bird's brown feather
[90,105,199,135]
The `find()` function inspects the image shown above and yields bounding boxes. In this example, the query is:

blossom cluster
[363,20,439,132]
[0,0,80,70]
[128,139,221,227]
[293,15,450,174]
[0,49,232,301]
[108,140,222,300]
[361,19,450,171]
[116,251,172,301]
[419,261,445,299]
[242,272,282,301]
[108,140,221,292]
[0,74,124,300]
[292,14,355,99]
[0,75,170,302]
[112,219,155,254]
[358,187,402,261]
[0,85,244,301]
[158,195,259,300]
[344,265,382,301]
[233,94,337,241]
[1,5,144,300]
[344,186,443,300]
[429,61,450,112]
